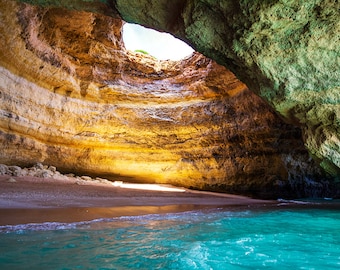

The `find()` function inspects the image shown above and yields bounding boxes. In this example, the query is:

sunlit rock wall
[0,0,335,198]
[114,0,340,179]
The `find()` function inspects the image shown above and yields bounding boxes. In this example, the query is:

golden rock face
[115,0,340,180]
[0,1,332,198]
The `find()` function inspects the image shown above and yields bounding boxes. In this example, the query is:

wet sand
[0,175,275,225]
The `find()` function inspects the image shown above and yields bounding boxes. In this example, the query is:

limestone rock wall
[0,0,336,198]
[114,0,340,179]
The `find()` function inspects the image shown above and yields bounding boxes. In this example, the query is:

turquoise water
[1,206,340,270]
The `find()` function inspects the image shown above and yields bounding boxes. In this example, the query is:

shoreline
[0,205,218,226]
[1,173,339,227]
[0,175,275,226]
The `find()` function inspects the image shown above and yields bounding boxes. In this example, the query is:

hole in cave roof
[122,23,194,61]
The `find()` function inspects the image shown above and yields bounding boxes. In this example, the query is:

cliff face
[114,0,340,179]
[0,0,337,198]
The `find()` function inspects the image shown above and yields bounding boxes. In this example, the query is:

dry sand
[0,175,275,226]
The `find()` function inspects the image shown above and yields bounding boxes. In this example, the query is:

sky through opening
[123,23,194,61]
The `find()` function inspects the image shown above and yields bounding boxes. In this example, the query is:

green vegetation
[134,49,149,55]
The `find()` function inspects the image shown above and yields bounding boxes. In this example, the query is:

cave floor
[0,175,276,225]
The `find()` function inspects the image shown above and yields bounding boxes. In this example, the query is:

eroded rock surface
[15,0,340,191]
[114,0,340,179]
[0,0,337,198]
[0,163,113,185]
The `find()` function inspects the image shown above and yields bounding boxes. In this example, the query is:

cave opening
[122,23,194,61]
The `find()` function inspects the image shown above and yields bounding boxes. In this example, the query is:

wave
[277,199,320,205]
[4,201,337,233]
[0,210,205,233]
[277,198,340,207]
[0,208,250,233]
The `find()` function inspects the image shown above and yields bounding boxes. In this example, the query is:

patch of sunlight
[123,23,194,61]
[112,181,186,192]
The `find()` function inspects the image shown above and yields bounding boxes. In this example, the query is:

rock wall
[114,0,340,180]
[15,0,340,191]
[0,0,337,198]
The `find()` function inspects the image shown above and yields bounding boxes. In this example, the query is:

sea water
[0,205,339,270]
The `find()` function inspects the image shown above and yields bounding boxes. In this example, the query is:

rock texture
[114,0,340,180]
[0,0,337,198]
[0,163,114,185]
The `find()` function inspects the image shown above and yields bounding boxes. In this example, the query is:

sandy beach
[0,175,275,226]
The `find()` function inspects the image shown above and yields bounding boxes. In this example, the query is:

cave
[1,1,340,269]
[0,0,339,199]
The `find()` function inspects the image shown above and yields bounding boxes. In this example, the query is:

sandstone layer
[0,0,337,198]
